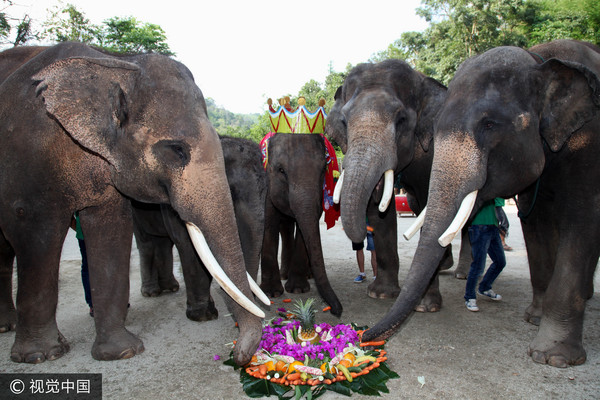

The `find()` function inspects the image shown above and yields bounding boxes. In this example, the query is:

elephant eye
[153,140,191,168]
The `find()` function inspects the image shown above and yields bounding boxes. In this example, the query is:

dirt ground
[1,204,599,399]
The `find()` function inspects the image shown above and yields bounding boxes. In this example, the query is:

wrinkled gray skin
[260,133,343,317]
[326,59,465,310]
[0,43,262,366]
[132,136,266,322]
[363,40,600,368]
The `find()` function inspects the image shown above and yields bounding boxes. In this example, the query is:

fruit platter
[224,298,398,399]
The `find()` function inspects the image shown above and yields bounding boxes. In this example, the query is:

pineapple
[294,298,318,343]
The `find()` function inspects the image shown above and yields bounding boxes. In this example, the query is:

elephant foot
[260,281,285,298]
[11,330,70,363]
[414,298,442,313]
[529,341,586,368]
[91,329,144,361]
[367,281,400,299]
[159,277,180,293]
[524,304,542,326]
[186,301,219,322]
[141,283,162,297]
[0,309,17,333]
[285,276,310,294]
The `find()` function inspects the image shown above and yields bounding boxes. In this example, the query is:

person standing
[464,198,507,312]
[72,213,93,317]
[353,224,377,283]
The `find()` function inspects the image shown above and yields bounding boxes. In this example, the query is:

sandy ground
[1,204,599,399]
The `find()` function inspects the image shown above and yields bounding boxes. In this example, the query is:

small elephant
[362,40,600,368]
[132,136,267,322]
[0,43,263,366]
[260,133,343,317]
[326,59,468,310]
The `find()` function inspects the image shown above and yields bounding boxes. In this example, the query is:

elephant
[326,59,466,310]
[0,42,264,365]
[132,136,267,322]
[259,133,343,317]
[361,40,600,368]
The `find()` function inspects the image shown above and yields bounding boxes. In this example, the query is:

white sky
[7,0,427,114]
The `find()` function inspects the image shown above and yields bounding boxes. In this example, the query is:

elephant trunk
[362,134,485,342]
[173,140,263,365]
[340,138,396,243]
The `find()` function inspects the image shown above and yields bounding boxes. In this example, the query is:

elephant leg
[10,216,70,363]
[284,228,311,294]
[132,204,179,297]
[454,228,471,279]
[279,219,295,280]
[81,200,144,361]
[526,202,598,367]
[0,229,16,333]
[260,200,284,297]
[415,272,442,313]
[366,198,401,299]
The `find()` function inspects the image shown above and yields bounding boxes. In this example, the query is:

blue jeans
[78,239,93,308]
[464,225,506,301]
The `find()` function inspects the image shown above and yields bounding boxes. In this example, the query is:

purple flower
[213,354,221,361]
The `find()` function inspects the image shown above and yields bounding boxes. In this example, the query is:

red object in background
[395,195,414,215]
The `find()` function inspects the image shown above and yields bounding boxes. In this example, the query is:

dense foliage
[2,0,599,140]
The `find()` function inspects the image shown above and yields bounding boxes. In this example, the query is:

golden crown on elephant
[267,96,327,134]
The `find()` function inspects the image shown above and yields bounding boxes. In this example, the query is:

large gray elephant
[326,59,465,310]
[132,136,267,322]
[0,43,264,365]
[362,40,600,368]
[259,133,343,317]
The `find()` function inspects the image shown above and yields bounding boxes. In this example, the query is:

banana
[336,364,353,382]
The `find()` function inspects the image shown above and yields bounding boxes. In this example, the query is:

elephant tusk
[333,169,344,204]
[378,170,395,212]
[185,222,265,319]
[403,206,427,240]
[438,190,478,247]
[247,272,271,306]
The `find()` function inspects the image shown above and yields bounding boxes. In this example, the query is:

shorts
[352,231,375,251]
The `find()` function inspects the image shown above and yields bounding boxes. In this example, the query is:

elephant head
[326,60,446,243]
[362,44,600,342]
[32,44,265,364]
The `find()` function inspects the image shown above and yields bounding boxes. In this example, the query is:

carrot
[292,379,301,385]
[359,340,385,347]
[378,350,387,356]
[324,379,332,385]
[350,372,358,379]
[377,356,388,362]
[286,372,301,381]
[258,364,268,376]
[322,306,331,312]
[283,298,292,303]
[307,379,317,385]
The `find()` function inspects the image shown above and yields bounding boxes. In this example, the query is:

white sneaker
[465,299,479,312]
[478,289,502,301]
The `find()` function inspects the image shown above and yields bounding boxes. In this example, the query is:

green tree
[41,2,173,55]
[1,0,37,46]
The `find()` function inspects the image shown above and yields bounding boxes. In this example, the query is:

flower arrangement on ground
[224,298,398,399]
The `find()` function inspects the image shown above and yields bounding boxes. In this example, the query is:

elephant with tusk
[362,40,600,368]
[0,42,263,366]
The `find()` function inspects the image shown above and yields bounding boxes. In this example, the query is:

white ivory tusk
[403,206,427,241]
[438,190,478,247]
[186,222,265,318]
[378,170,395,212]
[333,169,344,204]
[247,272,271,306]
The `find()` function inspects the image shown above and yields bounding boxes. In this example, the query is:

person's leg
[78,239,93,309]
[479,227,507,293]
[352,241,366,282]
[464,225,491,301]
[366,232,377,277]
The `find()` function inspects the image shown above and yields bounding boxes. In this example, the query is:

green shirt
[75,213,84,240]
[471,198,504,226]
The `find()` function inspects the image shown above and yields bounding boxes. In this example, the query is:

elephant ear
[324,86,348,153]
[33,56,140,166]
[537,59,600,152]
[415,76,447,152]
